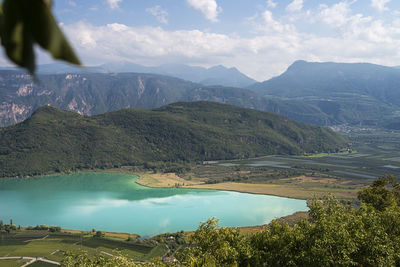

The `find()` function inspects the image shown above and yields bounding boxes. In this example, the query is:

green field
[0,259,30,267]
[303,151,357,158]
[0,230,168,265]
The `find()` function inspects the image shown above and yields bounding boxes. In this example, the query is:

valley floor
[136,130,400,202]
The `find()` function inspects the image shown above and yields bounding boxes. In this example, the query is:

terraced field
[0,230,167,265]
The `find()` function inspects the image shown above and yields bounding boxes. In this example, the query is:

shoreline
[0,168,359,200]
[134,172,358,200]
[133,172,307,200]
[134,175,306,200]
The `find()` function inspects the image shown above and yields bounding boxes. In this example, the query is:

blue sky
[4,0,400,81]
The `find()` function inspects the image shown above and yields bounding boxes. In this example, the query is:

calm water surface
[0,173,307,237]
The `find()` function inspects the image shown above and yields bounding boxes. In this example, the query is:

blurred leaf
[0,0,80,75]
[30,0,80,65]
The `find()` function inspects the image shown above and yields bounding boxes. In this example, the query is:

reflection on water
[0,173,307,237]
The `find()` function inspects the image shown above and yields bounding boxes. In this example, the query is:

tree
[63,250,167,266]
[0,0,80,75]
[95,231,104,238]
[358,174,400,211]
[178,218,252,266]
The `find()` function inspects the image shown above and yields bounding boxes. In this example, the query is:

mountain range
[249,60,400,127]
[0,70,329,127]
[100,62,258,88]
[1,62,257,88]
[1,60,400,129]
[0,101,347,178]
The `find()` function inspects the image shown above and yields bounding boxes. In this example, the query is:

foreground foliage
[63,175,400,266]
[0,0,80,74]
[63,251,165,267]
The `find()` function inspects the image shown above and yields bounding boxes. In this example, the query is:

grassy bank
[135,171,361,200]
[135,172,199,188]
[185,181,358,200]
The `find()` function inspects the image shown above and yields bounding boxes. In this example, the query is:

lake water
[0,173,307,237]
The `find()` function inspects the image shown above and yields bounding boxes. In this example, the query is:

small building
[162,256,178,263]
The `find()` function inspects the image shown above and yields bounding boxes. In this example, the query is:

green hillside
[0,101,347,178]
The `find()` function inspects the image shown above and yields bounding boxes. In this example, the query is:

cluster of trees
[0,219,17,233]
[63,175,400,266]
[0,220,61,233]
[26,224,61,232]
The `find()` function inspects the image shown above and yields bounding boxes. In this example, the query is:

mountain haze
[100,62,257,87]
[249,60,400,127]
[0,102,347,178]
[25,62,257,88]
[0,71,329,127]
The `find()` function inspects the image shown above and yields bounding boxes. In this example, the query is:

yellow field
[62,229,140,240]
[136,172,360,200]
[186,182,358,200]
[135,172,200,188]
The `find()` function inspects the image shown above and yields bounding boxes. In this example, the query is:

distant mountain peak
[248,60,400,128]
[290,59,308,66]
[100,62,258,87]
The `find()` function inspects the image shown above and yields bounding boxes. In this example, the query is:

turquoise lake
[0,172,307,237]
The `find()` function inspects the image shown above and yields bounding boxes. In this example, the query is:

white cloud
[267,0,277,9]
[262,10,296,33]
[317,2,352,27]
[61,20,302,80]
[371,0,391,11]
[67,1,77,7]
[105,0,122,10]
[315,2,379,41]
[286,0,303,13]
[186,0,221,22]
[146,5,168,25]
[60,5,400,82]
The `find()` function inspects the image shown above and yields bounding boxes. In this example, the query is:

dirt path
[100,251,114,257]
[24,234,49,243]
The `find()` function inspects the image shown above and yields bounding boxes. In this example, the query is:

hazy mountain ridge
[0,101,347,178]
[249,60,400,127]
[8,62,257,88]
[0,71,331,127]
[101,62,258,88]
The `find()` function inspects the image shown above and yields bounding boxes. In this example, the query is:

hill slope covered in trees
[0,101,347,178]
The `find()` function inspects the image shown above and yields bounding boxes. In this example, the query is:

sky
[3,0,400,81]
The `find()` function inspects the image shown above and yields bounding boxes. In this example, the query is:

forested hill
[0,101,347,178]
